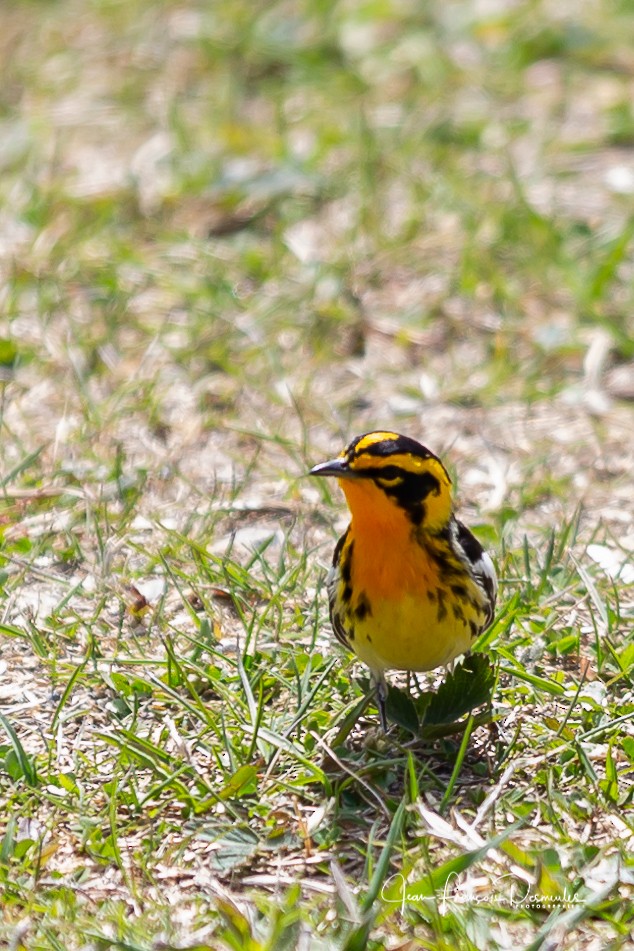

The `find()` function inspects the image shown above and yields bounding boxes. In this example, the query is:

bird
[309,430,497,730]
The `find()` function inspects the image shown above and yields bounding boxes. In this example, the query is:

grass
[1,0,633,948]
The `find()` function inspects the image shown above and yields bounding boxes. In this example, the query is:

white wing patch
[469,549,497,624]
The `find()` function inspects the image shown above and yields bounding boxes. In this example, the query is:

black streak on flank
[355,592,372,621]
[340,540,353,583]
[429,532,465,581]
[332,527,349,567]
[450,583,468,599]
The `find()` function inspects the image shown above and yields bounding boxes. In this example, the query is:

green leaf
[0,622,29,639]
[418,655,496,729]
[0,816,16,864]
[498,662,567,696]
[385,685,421,734]
[341,919,373,951]
[56,772,80,795]
[439,713,476,814]
[360,798,407,913]
[0,338,18,367]
[0,713,38,786]
[0,445,45,487]
[622,736,634,764]
[600,743,619,803]
[218,765,258,800]
[204,827,260,873]
[380,819,526,912]
[406,752,419,803]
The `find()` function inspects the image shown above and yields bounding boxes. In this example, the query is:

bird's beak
[308,457,356,479]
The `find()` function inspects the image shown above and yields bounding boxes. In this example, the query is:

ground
[0,1,633,949]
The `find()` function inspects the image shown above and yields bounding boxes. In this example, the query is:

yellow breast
[335,480,485,673]
[350,592,475,673]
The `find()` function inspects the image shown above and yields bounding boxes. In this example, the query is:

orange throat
[339,478,441,600]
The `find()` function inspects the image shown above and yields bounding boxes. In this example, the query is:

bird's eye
[376,465,401,483]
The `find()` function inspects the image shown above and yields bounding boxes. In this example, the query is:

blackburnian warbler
[310,431,497,730]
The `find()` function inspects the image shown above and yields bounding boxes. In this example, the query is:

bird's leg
[372,671,389,732]
[408,671,424,695]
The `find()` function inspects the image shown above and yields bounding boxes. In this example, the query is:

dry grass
[1,1,633,949]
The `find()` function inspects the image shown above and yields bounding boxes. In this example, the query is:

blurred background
[1,0,632,529]
[1,2,633,947]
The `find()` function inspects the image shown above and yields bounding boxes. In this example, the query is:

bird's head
[309,430,453,532]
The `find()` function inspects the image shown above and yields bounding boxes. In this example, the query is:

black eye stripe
[358,466,441,503]
[344,433,451,484]
[375,465,402,482]
[388,471,441,505]
[356,465,404,482]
